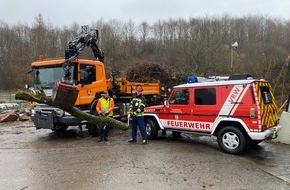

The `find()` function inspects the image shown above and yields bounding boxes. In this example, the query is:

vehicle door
[160,88,192,131]
[191,87,218,133]
[76,63,96,105]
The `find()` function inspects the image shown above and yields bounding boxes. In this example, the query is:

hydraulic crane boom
[63,25,104,81]
[53,25,105,108]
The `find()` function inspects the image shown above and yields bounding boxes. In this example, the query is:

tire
[89,99,98,115]
[145,119,159,140]
[87,98,100,137]
[53,125,69,133]
[217,126,247,155]
[248,140,263,146]
[87,123,99,137]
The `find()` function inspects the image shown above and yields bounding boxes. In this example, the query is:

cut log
[0,110,18,122]
[15,89,128,131]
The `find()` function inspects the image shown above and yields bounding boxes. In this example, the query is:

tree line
[0,14,290,105]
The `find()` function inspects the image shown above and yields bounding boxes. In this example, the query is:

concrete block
[273,111,290,144]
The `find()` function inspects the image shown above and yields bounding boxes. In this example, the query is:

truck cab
[144,77,281,154]
[30,58,108,131]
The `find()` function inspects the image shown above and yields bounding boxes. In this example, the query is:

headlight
[33,106,41,113]
[31,109,36,114]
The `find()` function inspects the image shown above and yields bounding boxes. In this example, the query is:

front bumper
[31,111,87,130]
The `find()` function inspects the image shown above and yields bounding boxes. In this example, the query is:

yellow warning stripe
[251,82,261,130]
[255,81,278,128]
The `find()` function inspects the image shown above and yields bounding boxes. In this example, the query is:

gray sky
[1,0,290,27]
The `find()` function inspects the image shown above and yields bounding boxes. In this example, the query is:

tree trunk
[15,89,129,131]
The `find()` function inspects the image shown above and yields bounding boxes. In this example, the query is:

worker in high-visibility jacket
[96,90,114,142]
[128,84,148,144]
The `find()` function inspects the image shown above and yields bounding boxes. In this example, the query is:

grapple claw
[52,80,79,109]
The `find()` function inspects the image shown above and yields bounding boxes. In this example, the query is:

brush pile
[125,62,185,87]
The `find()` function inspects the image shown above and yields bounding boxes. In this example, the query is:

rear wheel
[145,119,158,140]
[248,139,263,146]
[217,126,247,155]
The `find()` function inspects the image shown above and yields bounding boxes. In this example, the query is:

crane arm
[63,25,104,80]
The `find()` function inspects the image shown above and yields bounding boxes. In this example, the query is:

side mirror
[164,100,169,108]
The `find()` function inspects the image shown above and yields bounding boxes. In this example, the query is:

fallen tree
[15,89,129,131]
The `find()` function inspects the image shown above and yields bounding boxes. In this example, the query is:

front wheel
[52,125,69,133]
[87,98,100,137]
[145,119,159,140]
[217,126,247,155]
[87,123,99,137]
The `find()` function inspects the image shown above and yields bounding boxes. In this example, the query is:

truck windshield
[33,64,76,89]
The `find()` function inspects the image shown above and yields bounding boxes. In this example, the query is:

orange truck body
[30,58,160,132]
[106,77,160,96]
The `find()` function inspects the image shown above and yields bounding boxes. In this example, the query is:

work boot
[104,133,109,141]
[128,139,136,143]
[142,140,147,144]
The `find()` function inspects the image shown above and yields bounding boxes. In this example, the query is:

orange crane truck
[29,26,160,134]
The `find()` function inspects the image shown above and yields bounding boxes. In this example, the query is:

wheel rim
[146,123,152,136]
[222,131,240,150]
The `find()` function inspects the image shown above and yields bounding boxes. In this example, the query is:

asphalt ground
[240,141,290,184]
[180,132,290,184]
[1,120,290,189]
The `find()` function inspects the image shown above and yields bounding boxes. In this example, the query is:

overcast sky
[1,0,290,27]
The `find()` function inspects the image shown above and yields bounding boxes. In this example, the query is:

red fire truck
[144,76,281,154]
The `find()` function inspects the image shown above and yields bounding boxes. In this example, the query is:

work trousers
[97,123,109,140]
[131,116,147,140]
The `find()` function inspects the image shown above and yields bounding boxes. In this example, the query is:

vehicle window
[260,86,272,105]
[169,89,189,105]
[195,88,216,105]
[33,64,76,89]
[80,64,96,84]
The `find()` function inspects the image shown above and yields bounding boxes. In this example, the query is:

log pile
[0,109,30,122]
